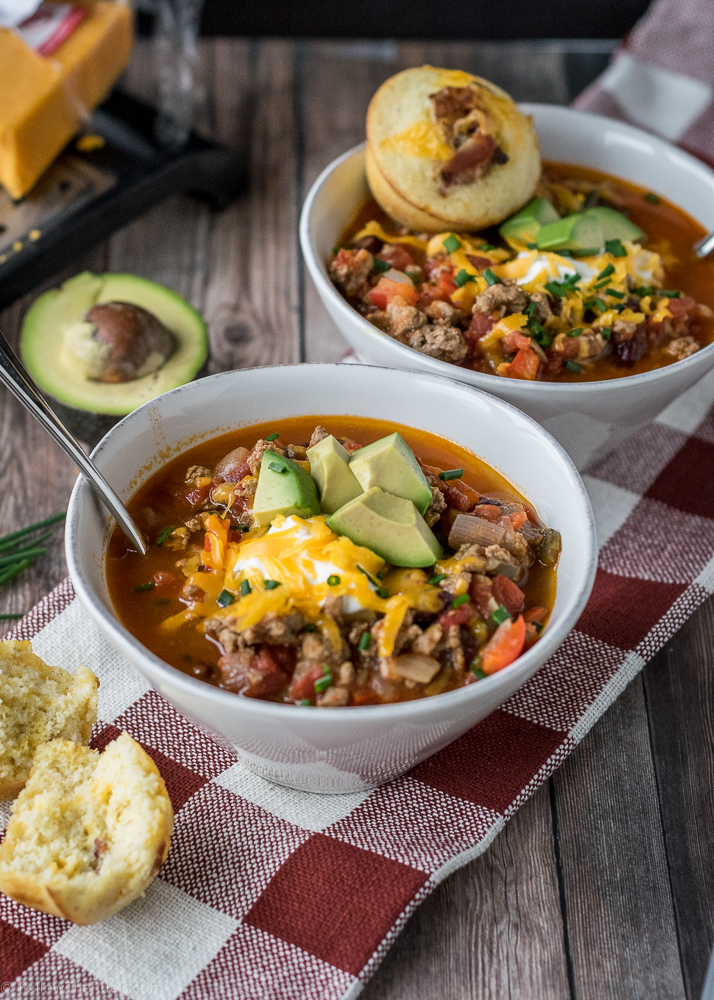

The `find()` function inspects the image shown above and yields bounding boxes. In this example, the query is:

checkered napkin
[573,0,714,166]
[1,368,714,1000]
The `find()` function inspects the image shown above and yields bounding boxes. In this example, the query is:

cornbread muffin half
[366,65,540,232]
[0,640,98,799]
[0,733,174,924]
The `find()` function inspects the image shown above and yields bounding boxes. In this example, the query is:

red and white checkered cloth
[574,0,714,167]
[2,364,714,999]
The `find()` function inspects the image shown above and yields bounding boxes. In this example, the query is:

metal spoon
[694,232,714,259]
[0,328,147,555]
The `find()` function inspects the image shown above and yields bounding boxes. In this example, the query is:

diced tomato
[369,278,419,310]
[267,644,297,677]
[509,511,528,530]
[185,484,211,507]
[471,503,502,522]
[467,254,493,271]
[341,439,363,454]
[465,310,494,346]
[380,244,414,271]
[247,647,290,697]
[525,606,548,625]
[500,347,540,380]
[492,574,525,616]
[287,664,325,702]
[481,615,526,674]
[223,461,251,483]
[153,571,178,595]
[443,484,472,512]
[501,330,532,354]
[469,577,494,617]
[666,295,695,318]
[439,603,474,628]
[543,356,564,379]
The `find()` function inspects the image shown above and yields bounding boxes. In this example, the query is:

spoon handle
[0,329,147,555]
[694,231,714,259]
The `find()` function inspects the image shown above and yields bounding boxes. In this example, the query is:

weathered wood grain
[362,783,571,1000]
[554,676,686,1000]
[644,596,714,1000]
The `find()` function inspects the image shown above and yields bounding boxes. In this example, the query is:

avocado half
[20,271,208,423]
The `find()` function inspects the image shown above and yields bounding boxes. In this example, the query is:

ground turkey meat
[329,248,373,298]
[407,324,467,363]
[576,328,610,362]
[309,425,330,447]
[425,300,463,326]
[247,438,283,476]
[386,297,427,337]
[664,335,700,359]
[473,280,528,315]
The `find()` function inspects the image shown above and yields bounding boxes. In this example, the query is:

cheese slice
[0,1,133,200]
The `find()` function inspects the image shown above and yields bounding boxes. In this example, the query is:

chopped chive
[471,664,487,680]
[357,564,379,587]
[443,234,461,253]
[428,573,446,585]
[491,604,511,625]
[156,526,174,546]
[583,297,607,312]
[240,580,251,597]
[604,238,627,257]
[409,272,420,286]
[266,432,280,442]
[217,589,234,607]
[592,279,610,290]
[314,674,332,694]
[154,597,171,606]
[454,268,475,287]
[359,631,371,651]
[0,512,65,553]
[452,594,470,608]
[633,285,655,297]
[303,623,318,632]
[323,663,331,675]
[376,587,390,599]
[607,288,625,299]
[644,192,660,204]
[660,289,681,298]
[0,612,23,619]
[483,268,501,286]
[479,243,496,251]
[263,580,281,589]
[597,263,615,280]
[526,242,538,250]
[525,300,536,318]
[299,698,313,706]
[373,257,390,273]
[600,327,612,341]
[134,582,154,593]
[564,360,583,372]
[534,622,543,633]
[268,462,286,473]
[327,574,340,586]
[567,327,583,338]
[439,468,464,481]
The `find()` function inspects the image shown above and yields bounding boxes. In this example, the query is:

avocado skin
[253,452,321,526]
[307,435,363,514]
[327,487,442,568]
[348,432,432,516]
[20,271,208,421]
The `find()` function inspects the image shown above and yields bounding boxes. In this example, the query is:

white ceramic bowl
[300,105,714,471]
[66,363,596,793]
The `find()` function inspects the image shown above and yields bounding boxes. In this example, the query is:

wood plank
[363,783,571,1000]
[643,595,714,999]
[554,676,686,1000]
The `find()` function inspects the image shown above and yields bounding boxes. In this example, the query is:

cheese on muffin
[0,733,173,924]
[366,65,540,232]
[0,640,98,800]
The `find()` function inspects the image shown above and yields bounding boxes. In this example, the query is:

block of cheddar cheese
[0,1,133,200]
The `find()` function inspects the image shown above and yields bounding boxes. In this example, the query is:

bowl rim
[299,103,714,395]
[66,362,598,721]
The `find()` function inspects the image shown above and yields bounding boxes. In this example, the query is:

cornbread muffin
[0,733,174,924]
[366,65,540,231]
[0,640,98,799]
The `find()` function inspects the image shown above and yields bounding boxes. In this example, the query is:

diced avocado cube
[499,197,559,244]
[327,488,443,567]
[307,435,363,514]
[252,452,321,526]
[348,432,432,516]
[536,212,605,253]
[583,206,644,243]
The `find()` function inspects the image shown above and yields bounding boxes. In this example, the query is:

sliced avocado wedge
[536,213,605,253]
[584,206,644,243]
[327,488,442,568]
[499,197,559,245]
[307,435,363,514]
[348,432,432,516]
[253,452,321,526]
[20,272,208,417]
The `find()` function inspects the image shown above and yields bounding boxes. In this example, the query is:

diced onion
[449,514,505,550]
[383,268,413,285]
[392,654,441,684]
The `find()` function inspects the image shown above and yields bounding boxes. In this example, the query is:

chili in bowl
[66,363,596,792]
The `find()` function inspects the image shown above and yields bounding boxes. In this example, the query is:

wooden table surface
[1,38,713,1000]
